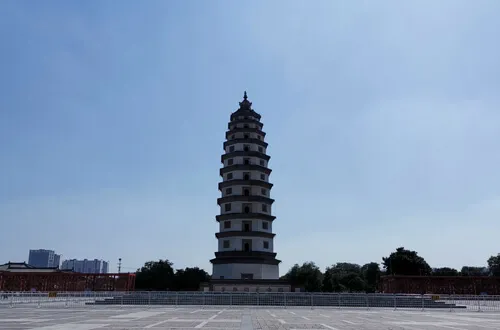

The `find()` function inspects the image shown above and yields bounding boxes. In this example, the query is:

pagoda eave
[217,195,275,205]
[215,213,276,222]
[220,165,272,176]
[221,151,270,163]
[218,179,273,191]
[230,110,261,121]
[226,127,266,139]
[210,253,281,266]
[224,138,268,149]
[215,231,276,239]
[228,119,263,130]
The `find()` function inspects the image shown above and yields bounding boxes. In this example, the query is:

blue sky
[1,0,499,275]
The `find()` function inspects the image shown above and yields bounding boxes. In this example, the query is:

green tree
[323,263,368,292]
[328,263,361,275]
[135,259,175,290]
[382,247,432,276]
[173,267,210,291]
[339,272,366,292]
[322,269,345,292]
[283,262,323,292]
[487,254,500,276]
[460,266,487,276]
[361,262,381,292]
[432,267,459,276]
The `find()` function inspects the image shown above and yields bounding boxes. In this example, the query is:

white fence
[1,292,499,312]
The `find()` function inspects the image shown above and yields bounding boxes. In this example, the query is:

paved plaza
[1,306,500,330]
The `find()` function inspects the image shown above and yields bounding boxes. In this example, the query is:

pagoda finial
[239,91,252,110]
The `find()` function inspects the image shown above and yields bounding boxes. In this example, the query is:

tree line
[135,260,210,291]
[135,247,500,292]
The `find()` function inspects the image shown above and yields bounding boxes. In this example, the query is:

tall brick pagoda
[210,92,281,283]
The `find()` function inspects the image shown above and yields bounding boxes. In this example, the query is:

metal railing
[1,291,499,312]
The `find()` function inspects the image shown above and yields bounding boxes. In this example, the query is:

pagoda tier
[210,92,281,280]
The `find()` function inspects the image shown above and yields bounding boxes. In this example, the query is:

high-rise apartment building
[101,261,109,274]
[61,259,109,273]
[28,249,61,268]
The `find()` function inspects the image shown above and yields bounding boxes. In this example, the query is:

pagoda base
[201,278,295,292]
[212,263,279,280]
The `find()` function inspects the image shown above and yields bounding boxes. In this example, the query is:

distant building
[28,249,61,268]
[53,254,60,269]
[61,259,109,274]
[102,261,109,274]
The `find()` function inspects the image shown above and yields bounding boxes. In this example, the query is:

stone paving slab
[0,306,500,329]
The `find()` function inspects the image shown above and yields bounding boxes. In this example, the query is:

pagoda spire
[239,91,252,110]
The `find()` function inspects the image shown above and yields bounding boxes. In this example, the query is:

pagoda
[210,92,282,284]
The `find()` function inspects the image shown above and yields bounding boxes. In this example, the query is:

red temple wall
[380,275,500,295]
[0,272,135,292]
